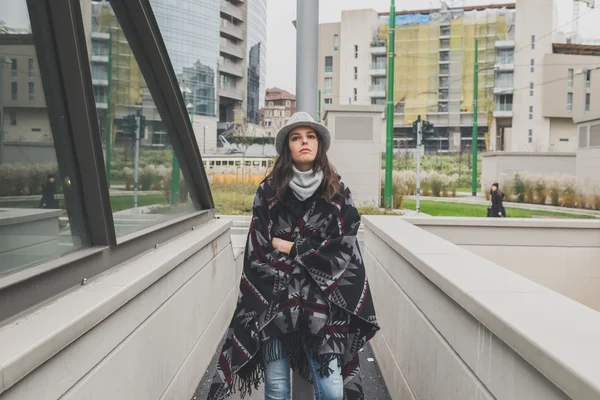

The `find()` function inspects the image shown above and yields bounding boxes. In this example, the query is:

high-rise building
[319,5,516,153]
[319,2,600,154]
[246,0,267,125]
[86,0,257,152]
[219,0,248,132]
[150,0,220,150]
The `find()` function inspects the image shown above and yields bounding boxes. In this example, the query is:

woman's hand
[498,212,502,217]
[272,237,294,255]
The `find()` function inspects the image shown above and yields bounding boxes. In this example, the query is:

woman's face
[491,185,498,192]
[288,127,319,171]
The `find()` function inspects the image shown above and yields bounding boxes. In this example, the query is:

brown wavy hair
[265,134,341,202]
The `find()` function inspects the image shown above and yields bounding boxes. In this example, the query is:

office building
[246,0,267,124]
[219,0,248,131]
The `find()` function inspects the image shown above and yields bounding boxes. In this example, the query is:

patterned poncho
[208,180,379,400]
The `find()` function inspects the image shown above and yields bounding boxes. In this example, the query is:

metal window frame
[0,0,215,323]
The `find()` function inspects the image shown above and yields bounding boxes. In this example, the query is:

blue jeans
[263,344,343,400]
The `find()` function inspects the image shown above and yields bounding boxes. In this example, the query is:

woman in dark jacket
[208,112,379,400]
[39,174,59,209]
[490,183,506,218]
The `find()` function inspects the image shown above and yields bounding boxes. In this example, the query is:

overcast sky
[266,0,600,93]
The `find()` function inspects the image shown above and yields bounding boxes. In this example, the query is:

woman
[490,183,506,218]
[208,112,379,400]
[39,174,59,209]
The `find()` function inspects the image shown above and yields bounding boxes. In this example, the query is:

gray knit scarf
[289,165,324,201]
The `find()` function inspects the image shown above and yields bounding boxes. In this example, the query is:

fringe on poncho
[207,180,379,400]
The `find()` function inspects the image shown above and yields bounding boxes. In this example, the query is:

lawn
[402,199,596,219]
[0,194,168,213]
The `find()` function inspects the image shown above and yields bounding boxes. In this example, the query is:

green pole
[471,38,478,197]
[384,0,396,208]
[170,91,185,204]
[318,89,321,121]
[105,31,113,186]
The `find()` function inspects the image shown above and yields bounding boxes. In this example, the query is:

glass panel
[85,1,196,238]
[325,56,333,73]
[0,0,89,276]
[324,77,332,94]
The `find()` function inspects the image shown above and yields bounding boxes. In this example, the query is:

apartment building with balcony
[490,0,600,153]
[318,10,381,116]
[319,4,516,153]
[219,0,248,131]
[0,33,51,144]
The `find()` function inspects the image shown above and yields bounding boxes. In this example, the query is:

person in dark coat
[39,174,59,209]
[490,182,506,218]
[208,112,379,400]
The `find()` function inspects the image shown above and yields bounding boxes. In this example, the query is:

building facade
[319,5,517,153]
[246,0,267,125]
[492,0,600,153]
[0,34,51,145]
[262,87,296,137]
[219,0,248,130]
[319,1,600,155]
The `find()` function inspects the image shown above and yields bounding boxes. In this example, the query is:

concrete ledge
[404,216,600,229]
[364,215,600,400]
[0,218,231,396]
[482,151,576,158]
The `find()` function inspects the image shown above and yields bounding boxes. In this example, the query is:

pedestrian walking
[208,112,379,400]
[488,182,506,218]
[39,174,59,209]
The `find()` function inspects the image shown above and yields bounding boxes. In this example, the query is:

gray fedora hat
[275,111,331,155]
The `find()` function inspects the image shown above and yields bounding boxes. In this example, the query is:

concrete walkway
[192,341,391,400]
[404,195,600,218]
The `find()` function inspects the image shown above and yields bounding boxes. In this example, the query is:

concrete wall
[192,115,218,153]
[339,9,379,106]
[3,141,57,164]
[542,54,600,119]
[549,117,577,152]
[0,218,241,400]
[3,108,52,143]
[511,0,554,152]
[576,147,600,189]
[318,22,341,115]
[406,217,600,312]
[364,216,600,400]
[481,151,576,189]
[324,105,384,206]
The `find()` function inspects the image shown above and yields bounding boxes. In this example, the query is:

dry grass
[211,179,403,216]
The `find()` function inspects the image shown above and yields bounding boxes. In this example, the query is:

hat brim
[275,121,331,155]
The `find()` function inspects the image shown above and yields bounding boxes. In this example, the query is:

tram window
[216,161,221,166]
[229,161,234,166]
[253,161,260,166]
[261,161,267,167]
[236,161,241,166]
[245,161,251,166]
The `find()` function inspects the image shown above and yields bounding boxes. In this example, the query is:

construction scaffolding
[380,6,514,127]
